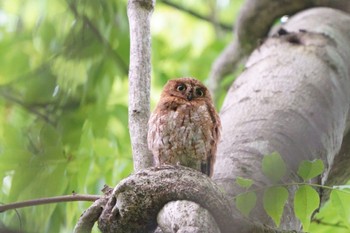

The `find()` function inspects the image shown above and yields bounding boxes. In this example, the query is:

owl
[147,77,221,177]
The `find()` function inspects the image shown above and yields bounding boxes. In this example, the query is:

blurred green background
[0,0,348,232]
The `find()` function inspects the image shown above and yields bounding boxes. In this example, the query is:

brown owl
[147,77,221,177]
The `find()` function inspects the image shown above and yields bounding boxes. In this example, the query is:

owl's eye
[195,88,204,97]
[176,84,186,92]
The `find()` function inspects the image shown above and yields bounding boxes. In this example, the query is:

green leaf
[294,185,320,231]
[262,152,286,182]
[263,186,289,227]
[236,177,254,188]
[297,159,324,181]
[331,189,350,227]
[235,191,257,217]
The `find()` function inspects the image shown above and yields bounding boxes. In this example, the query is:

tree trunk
[213,6,350,231]
[128,0,155,171]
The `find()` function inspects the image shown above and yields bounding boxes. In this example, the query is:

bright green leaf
[236,177,254,188]
[294,185,320,231]
[262,152,286,182]
[297,159,324,181]
[263,186,289,227]
[331,189,350,228]
[235,191,257,217]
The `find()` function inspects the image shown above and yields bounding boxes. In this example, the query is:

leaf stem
[0,194,101,212]
[233,182,350,198]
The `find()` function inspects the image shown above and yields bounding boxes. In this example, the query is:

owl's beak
[187,92,193,101]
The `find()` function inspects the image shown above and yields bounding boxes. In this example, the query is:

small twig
[0,90,56,125]
[312,218,348,229]
[159,0,232,31]
[0,194,101,212]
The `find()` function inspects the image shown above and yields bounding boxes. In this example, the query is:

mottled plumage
[147,77,221,176]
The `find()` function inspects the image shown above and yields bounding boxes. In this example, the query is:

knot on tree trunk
[97,165,236,233]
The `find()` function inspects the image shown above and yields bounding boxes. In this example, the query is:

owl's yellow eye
[176,84,186,92]
[195,88,204,97]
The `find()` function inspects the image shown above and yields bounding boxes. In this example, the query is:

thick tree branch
[127,0,154,171]
[159,0,232,31]
[73,197,109,233]
[97,165,237,233]
[157,200,221,233]
[213,7,350,230]
[96,165,298,233]
[208,0,350,99]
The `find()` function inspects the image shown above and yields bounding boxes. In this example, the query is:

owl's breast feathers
[148,99,221,176]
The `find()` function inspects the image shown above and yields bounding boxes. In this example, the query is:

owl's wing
[208,115,222,177]
[148,112,163,167]
[147,113,157,151]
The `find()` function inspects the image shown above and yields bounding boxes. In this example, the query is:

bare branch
[0,89,56,125]
[0,194,100,213]
[127,0,154,171]
[73,198,107,233]
[312,218,348,229]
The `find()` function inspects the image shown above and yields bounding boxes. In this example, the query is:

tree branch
[312,218,348,229]
[213,7,350,230]
[207,0,350,99]
[159,0,232,31]
[0,194,100,213]
[73,197,108,233]
[0,89,56,126]
[94,165,300,233]
[127,0,154,171]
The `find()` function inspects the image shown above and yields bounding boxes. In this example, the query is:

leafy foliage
[235,191,257,217]
[234,153,350,232]
[310,185,350,233]
[294,185,320,231]
[0,0,133,232]
[263,186,289,227]
[0,0,240,232]
[330,189,350,228]
[297,159,324,181]
[236,176,254,188]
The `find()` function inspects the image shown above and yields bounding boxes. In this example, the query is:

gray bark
[157,201,220,233]
[213,7,350,230]
[97,166,242,233]
[208,0,350,99]
[96,166,295,233]
[128,0,155,171]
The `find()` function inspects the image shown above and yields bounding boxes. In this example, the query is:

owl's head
[162,77,211,102]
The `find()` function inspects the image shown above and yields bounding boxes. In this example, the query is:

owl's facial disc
[171,81,206,102]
